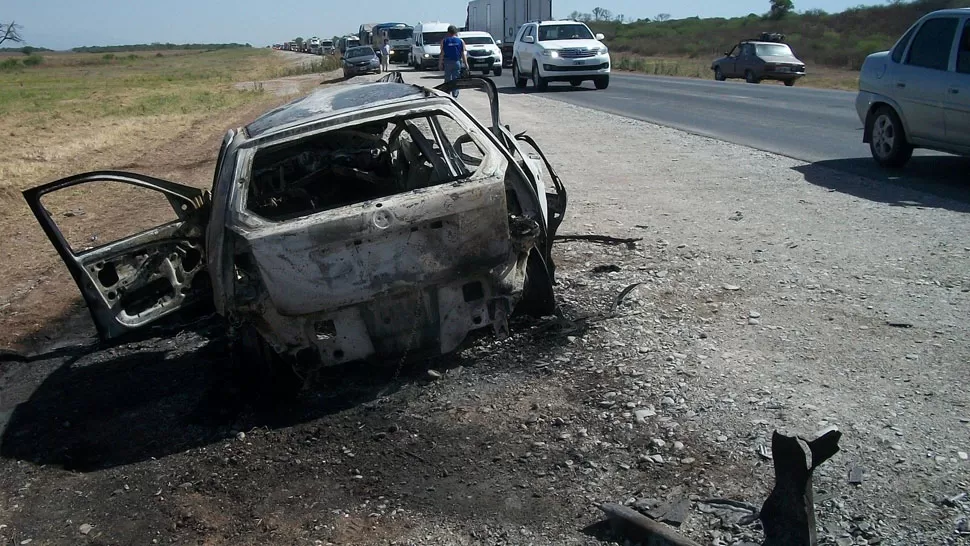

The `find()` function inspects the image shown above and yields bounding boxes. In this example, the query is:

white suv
[512,20,611,91]
[458,31,503,77]
[856,8,970,168]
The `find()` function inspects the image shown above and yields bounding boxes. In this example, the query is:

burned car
[24,75,566,391]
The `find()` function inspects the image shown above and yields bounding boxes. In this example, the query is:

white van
[410,21,453,70]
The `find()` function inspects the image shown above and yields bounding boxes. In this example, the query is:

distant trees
[568,8,626,23]
[768,0,795,20]
[0,21,24,46]
[71,43,250,53]
[655,13,672,22]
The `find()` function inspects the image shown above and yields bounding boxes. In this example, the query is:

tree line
[71,43,252,53]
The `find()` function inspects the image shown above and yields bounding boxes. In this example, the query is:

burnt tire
[231,323,303,403]
[868,106,913,169]
[516,249,556,318]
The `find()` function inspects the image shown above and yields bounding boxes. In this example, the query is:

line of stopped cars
[24,74,567,396]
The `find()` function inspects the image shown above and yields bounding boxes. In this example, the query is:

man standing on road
[380,39,391,73]
[438,25,467,98]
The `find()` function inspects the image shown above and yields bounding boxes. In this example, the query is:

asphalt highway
[405,66,969,204]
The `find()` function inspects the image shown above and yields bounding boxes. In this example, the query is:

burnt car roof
[245,82,429,137]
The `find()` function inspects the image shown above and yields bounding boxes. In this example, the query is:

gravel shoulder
[0,72,968,545]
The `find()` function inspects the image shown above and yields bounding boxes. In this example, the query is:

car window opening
[462,36,495,45]
[538,25,594,42]
[958,23,970,74]
[755,43,793,57]
[247,113,487,222]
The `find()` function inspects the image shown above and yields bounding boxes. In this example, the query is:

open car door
[23,171,212,341]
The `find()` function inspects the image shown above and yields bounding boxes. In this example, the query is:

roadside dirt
[1,68,968,546]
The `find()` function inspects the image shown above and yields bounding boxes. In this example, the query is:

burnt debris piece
[598,503,703,546]
[760,427,842,546]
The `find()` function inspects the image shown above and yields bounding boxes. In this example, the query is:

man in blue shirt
[438,25,468,97]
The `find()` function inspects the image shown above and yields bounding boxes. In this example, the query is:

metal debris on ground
[592,264,622,274]
[645,498,691,527]
[760,427,842,546]
[598,503,703,546]
[847,464,865,485]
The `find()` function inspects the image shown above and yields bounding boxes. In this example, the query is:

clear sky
[7,0,879,50]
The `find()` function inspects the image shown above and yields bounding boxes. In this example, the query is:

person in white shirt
[380,39,391,73]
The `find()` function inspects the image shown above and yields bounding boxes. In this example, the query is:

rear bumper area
[345,66,379,75]
[239,177,534,366]
[763,70,805,80]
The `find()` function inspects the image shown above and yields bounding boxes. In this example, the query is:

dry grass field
[0,48,337,349]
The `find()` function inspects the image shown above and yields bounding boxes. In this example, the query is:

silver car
[856,8,970,168]
[342,46,381,78]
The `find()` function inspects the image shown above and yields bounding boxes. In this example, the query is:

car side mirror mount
[523,36,535,44]
[595,33,605,41]
[495,40,502,45]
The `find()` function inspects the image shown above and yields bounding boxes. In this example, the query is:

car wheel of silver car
[714,67,726,81]
[513,61,527,88]
[493,67,502,77]
[869,106,914,169]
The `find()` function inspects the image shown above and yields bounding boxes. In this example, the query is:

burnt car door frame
[23,171,212,341]
[435,76,568,313]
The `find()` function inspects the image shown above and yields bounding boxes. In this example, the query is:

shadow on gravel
[0,321,482,472]
[795,156,970,212]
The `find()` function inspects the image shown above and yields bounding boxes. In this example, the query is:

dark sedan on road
[342,46,381,78]
[712,37,807,86]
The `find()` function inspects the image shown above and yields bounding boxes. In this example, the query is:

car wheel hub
[872,115,895,158]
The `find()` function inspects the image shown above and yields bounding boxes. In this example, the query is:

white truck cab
[458,31,503,76]
[512,20,611,91]
[411,21,453,70]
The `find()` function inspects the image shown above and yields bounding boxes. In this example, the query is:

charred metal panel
[237,177,513,316]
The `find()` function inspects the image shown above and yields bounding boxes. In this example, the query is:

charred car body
[24,75,566,389]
